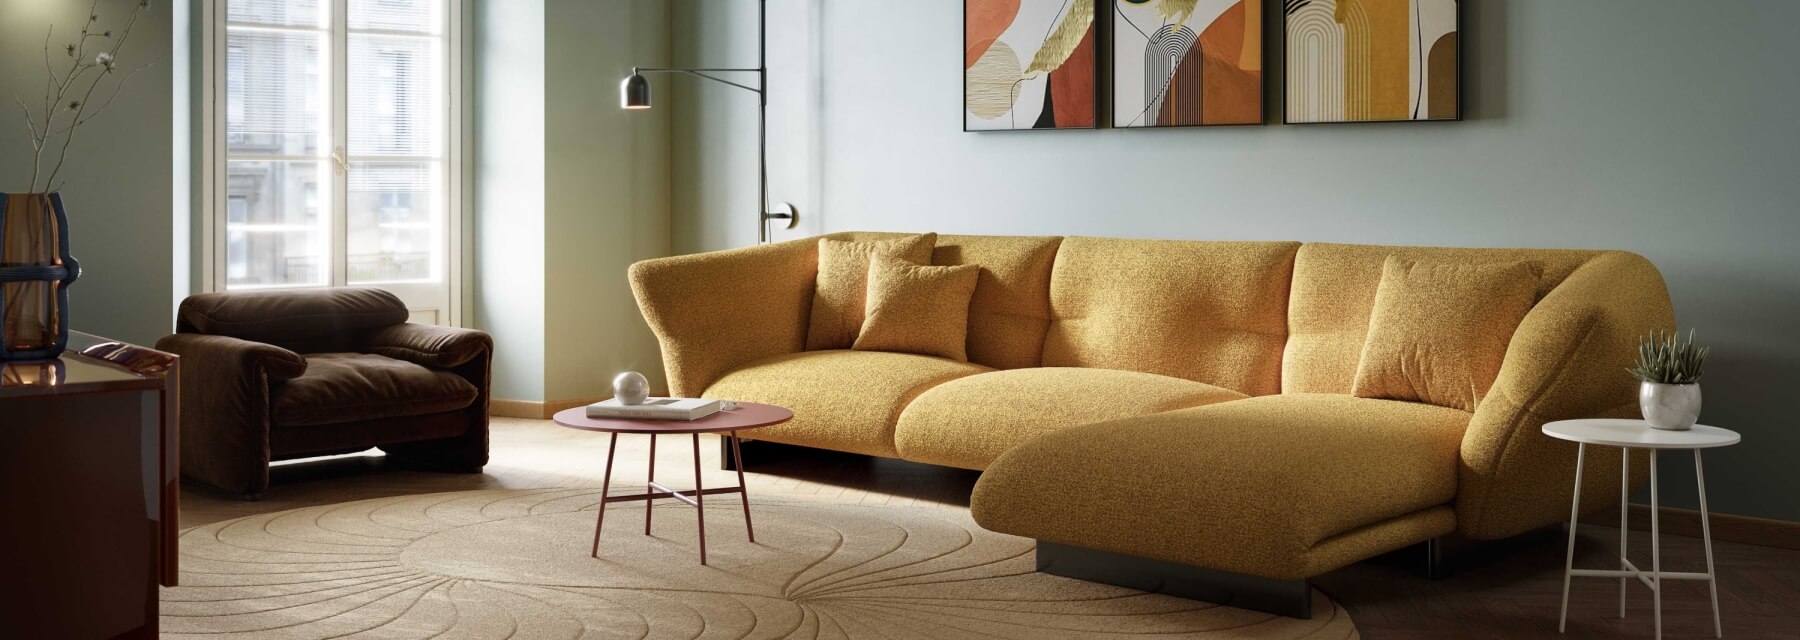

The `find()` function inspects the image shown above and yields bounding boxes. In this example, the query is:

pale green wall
[0,0,181,346]
[671,1,1800,522]
[473,0,548,401]
[543,0,671,402]
[474,0,671,404]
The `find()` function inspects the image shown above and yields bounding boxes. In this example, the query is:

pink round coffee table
[552,402,792,565]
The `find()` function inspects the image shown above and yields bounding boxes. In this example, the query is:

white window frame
[199,0,466,326]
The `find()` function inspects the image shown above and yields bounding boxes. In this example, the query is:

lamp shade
[621,73,651,109]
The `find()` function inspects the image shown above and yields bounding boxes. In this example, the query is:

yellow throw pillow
[1351,257,1541,412]
[805,233,938,350]
[852,255,980,361]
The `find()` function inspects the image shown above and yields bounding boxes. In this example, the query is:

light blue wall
[672,1,1800,522]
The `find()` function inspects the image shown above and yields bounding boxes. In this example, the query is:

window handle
[331,146,348,176]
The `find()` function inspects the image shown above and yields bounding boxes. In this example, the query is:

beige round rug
[162,488,1357,639]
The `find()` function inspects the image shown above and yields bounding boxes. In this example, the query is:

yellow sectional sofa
[629,232,1673,615]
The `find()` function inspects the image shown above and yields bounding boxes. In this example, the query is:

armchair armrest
[152,333,309,497]
[366,324,492,369]
[629,236,821,397]
[1457,251,1675,539]
[156,334,307,382]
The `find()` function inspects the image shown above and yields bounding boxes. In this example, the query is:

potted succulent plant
[1628,329,1709,430]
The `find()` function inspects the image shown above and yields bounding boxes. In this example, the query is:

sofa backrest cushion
[177,287,409,354]
[932,235,1063,370]
[1284,243,1600,395]
[1040,237,1300,396]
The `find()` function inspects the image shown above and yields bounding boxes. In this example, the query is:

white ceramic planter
[1640,381,1701,430]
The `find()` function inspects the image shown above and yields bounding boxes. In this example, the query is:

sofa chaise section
[971,394,1470,581]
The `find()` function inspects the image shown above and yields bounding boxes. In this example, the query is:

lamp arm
[632,67,763,95]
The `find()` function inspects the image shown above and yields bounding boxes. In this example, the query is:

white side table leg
[1651,449,1662,640]
[1696,450,1722,638]
[1559,443,1586,633]
[1620,447,1629,618]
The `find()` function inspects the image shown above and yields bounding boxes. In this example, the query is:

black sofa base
[1034,540,1313,619]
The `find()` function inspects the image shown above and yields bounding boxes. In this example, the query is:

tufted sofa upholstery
[629,232,1673,582]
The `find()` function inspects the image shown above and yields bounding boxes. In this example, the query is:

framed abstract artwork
[964,0,1099,131]
[1284,0,1460,124]
[1113,0,1265,128]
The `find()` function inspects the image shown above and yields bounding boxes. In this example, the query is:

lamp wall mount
[764,203,797,230]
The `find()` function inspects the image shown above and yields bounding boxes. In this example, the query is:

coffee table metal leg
[731,430,755,542]
[591,432,619,558]
[1559,443,1586,633]
[646,434,656,535]
[692,433,707,565]
[1620,447,1629,618]
[1696,450,1722,638]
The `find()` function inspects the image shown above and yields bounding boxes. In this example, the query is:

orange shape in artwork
[966,0,1021,70]
[1198,1,1246,67]
[1168,1,1260,126]
[1202,54,1261,124]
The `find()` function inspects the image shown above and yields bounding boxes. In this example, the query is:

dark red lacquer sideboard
[1,331,178,638]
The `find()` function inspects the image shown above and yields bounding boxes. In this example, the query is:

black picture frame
[963,0,1102,132]
[1279,0,1463,125]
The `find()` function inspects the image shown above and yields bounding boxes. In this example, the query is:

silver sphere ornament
[612,371,649,405]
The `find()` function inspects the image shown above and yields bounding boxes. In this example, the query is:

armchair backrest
[176,287,409,354]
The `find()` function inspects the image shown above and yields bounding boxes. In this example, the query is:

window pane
[347,161,438,284]
[350,0,440,33]
[227,29,327,156]
[225,160,330,287]
[348,34,440,157]
[230,0,325,28]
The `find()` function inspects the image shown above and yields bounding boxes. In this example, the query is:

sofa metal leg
[1427,536,1446,580]
[1035,540,1312,619]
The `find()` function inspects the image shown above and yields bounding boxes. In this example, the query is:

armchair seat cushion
[971,394,1472,580]
[272,353,480,427]
[894,367,1246,470]
[704,350,992,457]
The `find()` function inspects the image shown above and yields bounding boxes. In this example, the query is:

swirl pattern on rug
[162,488,1357,639]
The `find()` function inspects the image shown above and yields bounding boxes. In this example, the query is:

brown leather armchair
[157,288,492,499]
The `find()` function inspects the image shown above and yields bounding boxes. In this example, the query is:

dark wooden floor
[181,418,1800,639]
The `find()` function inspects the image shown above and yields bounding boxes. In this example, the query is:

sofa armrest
[1457,251,1675,539]
[366,324,492,369]
[153,333,308,497]
[628,236,820,397]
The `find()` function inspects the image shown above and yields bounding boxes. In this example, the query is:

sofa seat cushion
[970,394,1471,580]
[894,367,1246,470]
[704,350,991,457]
[272,353,480,427]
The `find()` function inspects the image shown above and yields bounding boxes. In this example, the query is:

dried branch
[41,0,151,191]
[46,63,152,137]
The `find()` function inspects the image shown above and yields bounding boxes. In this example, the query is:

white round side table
[1543,419,1741,640]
